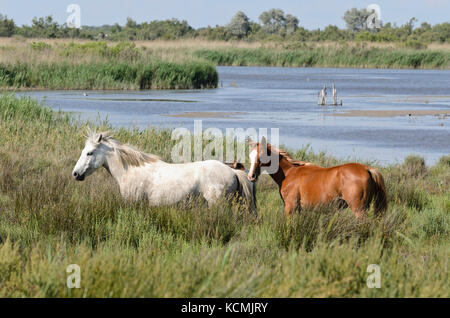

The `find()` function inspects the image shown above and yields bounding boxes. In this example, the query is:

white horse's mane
[86,130,161,167]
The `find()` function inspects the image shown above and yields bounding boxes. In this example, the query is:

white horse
[72,132,257,215]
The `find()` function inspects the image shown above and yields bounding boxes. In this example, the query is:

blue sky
[1,0,449,29]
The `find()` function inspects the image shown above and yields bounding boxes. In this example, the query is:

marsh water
[20,66,450,165]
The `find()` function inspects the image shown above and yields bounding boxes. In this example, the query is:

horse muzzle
[72,171,85,181]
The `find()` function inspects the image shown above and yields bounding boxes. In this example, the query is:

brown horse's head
[248,137,312,182]
[247,136,271,182]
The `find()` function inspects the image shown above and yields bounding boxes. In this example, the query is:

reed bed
[0,41,218,90]
[0,39,448,92]
[0,94,448,297]
[194,46,450,69]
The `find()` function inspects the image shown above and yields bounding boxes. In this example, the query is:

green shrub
[437,155,450,167]
[402,40,428,50]
[29,41,51,51]
[403,155,427,177]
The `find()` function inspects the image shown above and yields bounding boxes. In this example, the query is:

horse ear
[83,126,91,139]
[97,133,103,143]
[260,136,267,148]
[248,137,257,147]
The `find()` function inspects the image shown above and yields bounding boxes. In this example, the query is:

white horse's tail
[233,169,257,216]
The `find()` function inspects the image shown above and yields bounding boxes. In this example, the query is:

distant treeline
[0,8,449,46]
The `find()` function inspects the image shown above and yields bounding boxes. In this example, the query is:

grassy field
[143,38,450,68]
[0,94,448,297]
[0,38,448,91]
[195,45,449,69]
[0,40,218,90]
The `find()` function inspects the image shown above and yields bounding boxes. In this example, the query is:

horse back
[334,163,372,182]
[287,163,372,201]
[285,165,342,204]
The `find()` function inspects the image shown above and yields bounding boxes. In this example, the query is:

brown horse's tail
[368,167,388,214]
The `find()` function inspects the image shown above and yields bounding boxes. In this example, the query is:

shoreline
[330,109,450,118]
[165,111,246,118]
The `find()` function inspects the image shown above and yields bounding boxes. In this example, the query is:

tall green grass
[0,61,218,90]
[0,41,218,90]
[0,94,448,297]
[195,46,450,69]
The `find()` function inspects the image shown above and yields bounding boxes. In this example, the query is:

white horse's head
[72,132,109,181]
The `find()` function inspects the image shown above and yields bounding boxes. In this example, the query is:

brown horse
[247,137,387,218]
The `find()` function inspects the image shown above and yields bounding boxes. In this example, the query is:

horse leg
[202,188,220,207]
[341,185,367,218]
[283,194,299,216]
[351,206,365,218]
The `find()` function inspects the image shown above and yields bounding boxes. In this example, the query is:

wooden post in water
[332,83,337,106]
[318,85,327,106]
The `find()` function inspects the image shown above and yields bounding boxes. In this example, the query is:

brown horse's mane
[266,143,313,167]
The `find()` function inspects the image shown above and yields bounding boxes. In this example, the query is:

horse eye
[87,152,93,156]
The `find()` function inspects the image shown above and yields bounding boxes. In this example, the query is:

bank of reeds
[0,40,448,92]
[195,46,450,69]
[0,41,218,90]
